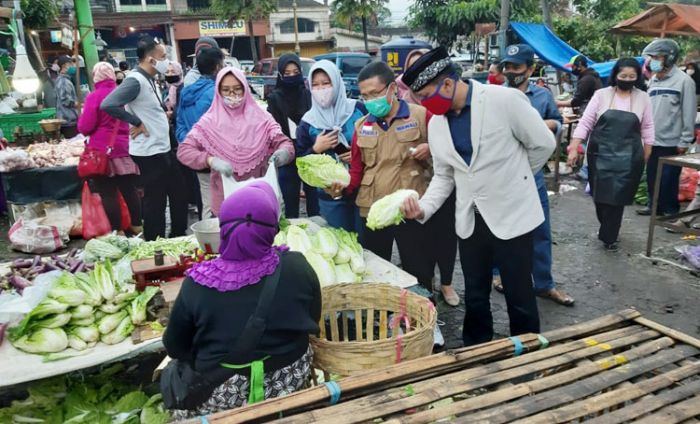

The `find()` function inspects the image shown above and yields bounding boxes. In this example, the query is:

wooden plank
[383,336,672,424]
[329,311,339,343]
[354,309,363,341]
[379,310,388,340]
[366,308,374,342]
[274,331,664,424]
[510,361,700,424]
[543,309,640,343]
[631,395,700,424]
[341,312,349,342]
[634,316,700,349]
[587,378,700,424]
[452,345,699,424]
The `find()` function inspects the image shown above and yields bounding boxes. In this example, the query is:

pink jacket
[78,80,130,158]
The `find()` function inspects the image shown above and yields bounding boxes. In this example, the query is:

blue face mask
[650,59,664,73]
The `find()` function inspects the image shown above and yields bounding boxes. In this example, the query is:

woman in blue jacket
[296,60,366,236]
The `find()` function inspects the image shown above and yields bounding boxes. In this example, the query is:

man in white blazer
[401,47,556,346]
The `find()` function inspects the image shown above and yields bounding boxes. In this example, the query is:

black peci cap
[402,46,453,92]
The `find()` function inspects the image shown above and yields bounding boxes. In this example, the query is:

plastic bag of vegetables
[296,154,350,188]
[366,189,419,230]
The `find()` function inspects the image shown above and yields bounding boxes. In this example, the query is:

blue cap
[500,44,535,66]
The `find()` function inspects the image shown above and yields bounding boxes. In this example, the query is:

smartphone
[334,143,350,155]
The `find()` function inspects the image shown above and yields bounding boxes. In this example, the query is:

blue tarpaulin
[510,22,637,81]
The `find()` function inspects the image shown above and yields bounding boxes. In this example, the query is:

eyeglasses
[360,83,391,102]
[220,87,244,96]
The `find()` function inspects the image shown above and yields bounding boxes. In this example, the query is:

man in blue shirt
[497,44,574,306]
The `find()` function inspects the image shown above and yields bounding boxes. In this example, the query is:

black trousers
[132,152,188,241]
[595,202,624,245]
[646,146,682,214]
[363,219,434,292]
[459,213,540,346]
[90,174,142,232]
[426,191,458,285]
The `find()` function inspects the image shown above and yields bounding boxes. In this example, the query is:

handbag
[77,121,119,178]
[160,259,282,410]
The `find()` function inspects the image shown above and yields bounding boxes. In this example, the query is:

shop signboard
[199,20,247,37]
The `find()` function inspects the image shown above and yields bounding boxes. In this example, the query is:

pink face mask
[312,87,334,108]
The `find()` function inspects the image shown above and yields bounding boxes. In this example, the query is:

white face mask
[312,87,334,108]
[224,95,244,108]
[153,58,170,75]
[687,68,696,76]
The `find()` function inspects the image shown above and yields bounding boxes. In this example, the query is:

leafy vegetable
[127,287,160,325]
[34,312,72,329]
[124,236,198,261]
[68,325,99,343]
[304,251,336,287]
[69,316,95,327]
[97,310,128,335]
[366,189,419,230]
[296,154,351,188]
[13,328,69,353]
[101,316,134,345]
[70,304,94,319]
[74,272,102,306]
[47,273,87,306]
[314,228,339,259]
[286,225,312,253]
[9,299,70,340]
[68,334,88,351]
[93,261,117,302]
[99,302,127,314]
[273,230,287,247]
[335,263,361,283]
[84,238,124,262]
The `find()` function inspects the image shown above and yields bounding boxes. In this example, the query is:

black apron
[586,94,644,206]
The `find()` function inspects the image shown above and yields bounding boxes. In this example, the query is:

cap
[57,55,73,67]
[402,46,453,92]
[565,54,588,69]
[195,36,220,55]
[500,44,535,65]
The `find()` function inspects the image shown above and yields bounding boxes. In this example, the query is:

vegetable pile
[275,225,365,286]
[84,234,198,264]
[7,261,160,356]
[296,154,351,188]
[366,189,419,230]
[0,364,170,424]
[0,249,90,295]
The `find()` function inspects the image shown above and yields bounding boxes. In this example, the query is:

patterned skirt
[171,346,313,421]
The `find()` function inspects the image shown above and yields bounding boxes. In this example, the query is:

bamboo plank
[329,311,339,343]
[341,312,349,342]
[379,310,388,340]
[453,345,699,424]
[201,311,644,424]
[586,378,700,424]
[386,337,674,424]
[510,361,700,424]
[631,395,700,424]
[634,316,700,349]
[366,308,374,342]
[274,331,665,424]
[354,309,363,341]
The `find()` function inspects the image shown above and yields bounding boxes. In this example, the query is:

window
[279,18,315,34]
[187,0,210,9]
[341,57,371,76]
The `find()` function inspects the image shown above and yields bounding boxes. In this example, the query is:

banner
[199,20,247,37]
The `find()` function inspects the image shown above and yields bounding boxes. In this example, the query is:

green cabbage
[335,263,361,283]
[296,154,351,188]
[304,251,336,287]
[93,261,117,302]
[84,238,125,262]
[114,290,139,304]
[70,304,94,319]
[12,328,69,353]
[9,299,70,341]
[34,312,72,329]
[98,310,128,335]
[333,243,351,264]
[69,316,95,327]
[48,273,87,306]
[68,325,99,343]
[99,302,127,314]
[74,272,102,306]
[273,230,287,247]
[314,228,339,259]
[68,334,88,351]
[101,316,134,345]
[286,225,312,253]
[366,189,419,230]
[127,286,159,325]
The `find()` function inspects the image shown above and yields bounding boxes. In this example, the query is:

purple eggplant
[55,261,70,270]
[31,255,41,268]
[67,248,78,258]
[74,263,86,274]
[69,260,84,274]
[11,259,32,269]
[9,275,32,294]
[43,262,61,272]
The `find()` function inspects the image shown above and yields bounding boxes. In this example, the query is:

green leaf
[111,391,149,415]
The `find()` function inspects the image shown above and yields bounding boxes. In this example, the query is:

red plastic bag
[678,167,699,202]
[81,182,111,240]
[117,191,131,231]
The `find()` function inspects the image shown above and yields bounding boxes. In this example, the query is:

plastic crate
[0,108,56,142]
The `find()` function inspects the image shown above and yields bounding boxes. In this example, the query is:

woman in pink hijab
[396,48,430,104]
[78,62,142,234]
[177,67,295,216]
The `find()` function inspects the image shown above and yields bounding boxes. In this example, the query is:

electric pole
[498,0,509,59]
[542,0,552,29]
[293,0,300,54]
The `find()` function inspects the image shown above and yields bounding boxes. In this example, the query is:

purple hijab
[187,181,286,292]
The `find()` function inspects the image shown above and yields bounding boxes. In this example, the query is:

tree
[20,0,59,69]
[331,0,390,52]
[211,0,276,63]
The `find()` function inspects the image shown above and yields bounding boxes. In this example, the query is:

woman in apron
[567,58,655,251]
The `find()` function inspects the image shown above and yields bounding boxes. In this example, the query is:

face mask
[165,75,180,84]
[650,59,664,73]
[687,68,695,76]
[153,58,170,75]
[420,78,455,116]
[224,95,244,108]
[312,87,334,108]
[116,79,124,85]
[51,64,60,73]
[571,67,581,76]
[365,88,394,119]
[280,73,304,87]
[617,80,635,91]
[504,71,528,88]
[487,74,503,85]
[67,67,76,77]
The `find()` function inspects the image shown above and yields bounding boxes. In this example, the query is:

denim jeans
[278,163,319,219]
[494,170,554,292]
[318,194,364,242]
[646,146,682,214]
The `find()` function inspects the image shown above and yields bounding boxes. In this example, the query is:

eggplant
[55,261,70,270]
[43,262,61,272]
[11,259,32,269]
[31,255,41,268]
[67,248,78,258]
[9,275,32,294]
[69,260,84,274]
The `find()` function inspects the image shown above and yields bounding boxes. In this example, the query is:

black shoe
[604,242,619,251]
[636,208,652,216]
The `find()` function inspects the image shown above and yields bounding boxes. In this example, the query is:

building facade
[267,0,332,58]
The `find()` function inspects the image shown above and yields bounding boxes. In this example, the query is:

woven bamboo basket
[310,283,436,377]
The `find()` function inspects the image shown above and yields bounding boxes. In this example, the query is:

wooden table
[646,153,700,256]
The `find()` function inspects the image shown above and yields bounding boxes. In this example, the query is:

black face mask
[165,75,181,84]
[616,80,635,91]
[571,67,582,76]
[280,73,304,87]
[504,71,528,88]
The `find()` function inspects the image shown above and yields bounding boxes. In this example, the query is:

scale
[130,252,202,291]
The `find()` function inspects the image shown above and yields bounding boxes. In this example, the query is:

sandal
[440,285,460,306]
[492,277,504,294]
[537,288,575,306]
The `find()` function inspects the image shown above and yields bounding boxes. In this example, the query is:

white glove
[208,157,233,177]
[269,149,290,167]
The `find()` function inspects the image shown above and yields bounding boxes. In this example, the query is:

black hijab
[268,53,311,137]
